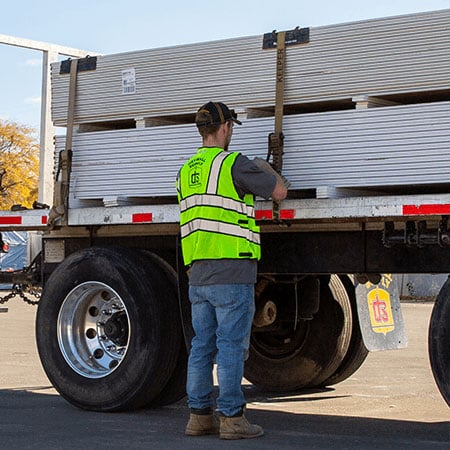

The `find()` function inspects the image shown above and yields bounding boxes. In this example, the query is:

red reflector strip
[255,209,295,220]
[280,209,295,219]
[41,216,47,225]
[403,204,450,215]
[255,210,272,220]
[132,213,153,223]
[0,216,22,225]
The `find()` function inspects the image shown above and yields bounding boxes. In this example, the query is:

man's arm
[232,154,290,200]
[232,154,279,199]
[250,156,288,201]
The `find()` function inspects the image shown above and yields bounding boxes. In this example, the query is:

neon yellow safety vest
[177,147,261,266]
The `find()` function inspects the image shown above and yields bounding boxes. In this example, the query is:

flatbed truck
[0,9,449,411]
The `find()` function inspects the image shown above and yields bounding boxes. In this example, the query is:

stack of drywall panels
[51,9,450,126]
[56,101,450,206]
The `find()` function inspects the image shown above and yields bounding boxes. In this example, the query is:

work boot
[219,414,264,440]
[185,413,219,436]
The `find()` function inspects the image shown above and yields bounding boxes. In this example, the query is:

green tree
[0,120,39,209]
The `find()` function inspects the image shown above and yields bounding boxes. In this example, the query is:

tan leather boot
[219,414,264,439]
[185,413,219,436]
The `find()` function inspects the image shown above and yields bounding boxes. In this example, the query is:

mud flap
[355,274,408,351]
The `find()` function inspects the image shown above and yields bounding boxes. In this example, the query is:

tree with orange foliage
[0,120,39,210]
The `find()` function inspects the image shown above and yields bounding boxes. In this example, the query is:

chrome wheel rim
[57,281,130,378]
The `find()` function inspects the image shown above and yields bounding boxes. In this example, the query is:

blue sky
[1,0,449,131]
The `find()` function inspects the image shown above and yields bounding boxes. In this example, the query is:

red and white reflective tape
[68,205,180,226]
[255,209,296,220]
[3,198,450,230]
[0,213,48,227]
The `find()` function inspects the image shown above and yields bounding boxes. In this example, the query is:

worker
[176,101,288,439]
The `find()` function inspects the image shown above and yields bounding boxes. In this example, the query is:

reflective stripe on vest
[180,218,260,244]
[180,194,255,218]
[207,151,229,193]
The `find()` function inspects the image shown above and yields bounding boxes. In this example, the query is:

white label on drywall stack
[122,68,136,94]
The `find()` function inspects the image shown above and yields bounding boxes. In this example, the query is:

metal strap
[274,31,286,142]
[48,59,78,227]
[271,31,286,221]
[65,59,78,153]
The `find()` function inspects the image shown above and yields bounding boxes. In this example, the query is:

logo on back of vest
[189,168,202,187]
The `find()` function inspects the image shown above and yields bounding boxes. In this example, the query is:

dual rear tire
[244,275,368,391]
[36,246,186,412]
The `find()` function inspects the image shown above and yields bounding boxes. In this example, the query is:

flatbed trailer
[0,9,449,411]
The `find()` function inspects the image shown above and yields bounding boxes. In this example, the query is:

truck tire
[138,250,187,406]
[429,277,450,406]
[36,246,181,412]
[320,275,368,386]
[244,274,352,391]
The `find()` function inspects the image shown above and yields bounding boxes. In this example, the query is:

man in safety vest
[177,101,288,439]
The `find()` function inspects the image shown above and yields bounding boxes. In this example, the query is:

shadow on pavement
[0,388,448,450]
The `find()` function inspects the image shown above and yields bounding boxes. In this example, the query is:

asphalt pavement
[0,299,448,449]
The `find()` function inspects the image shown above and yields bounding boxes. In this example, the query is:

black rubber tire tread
[321,275,369,387]
[305,275,353,387]
[429,276,450,406]
[244,274,352,391]
[36,246,181,412]
[138,250,187,407]
[151,337,188,406]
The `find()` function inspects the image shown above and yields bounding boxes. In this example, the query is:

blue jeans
[187,284,255,417]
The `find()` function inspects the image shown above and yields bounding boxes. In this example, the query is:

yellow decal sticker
[367,287,395,335]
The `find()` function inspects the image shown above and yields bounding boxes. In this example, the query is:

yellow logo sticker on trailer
[367,288,395,335]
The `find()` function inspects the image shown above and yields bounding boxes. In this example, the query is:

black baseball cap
[195,101,242,127]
